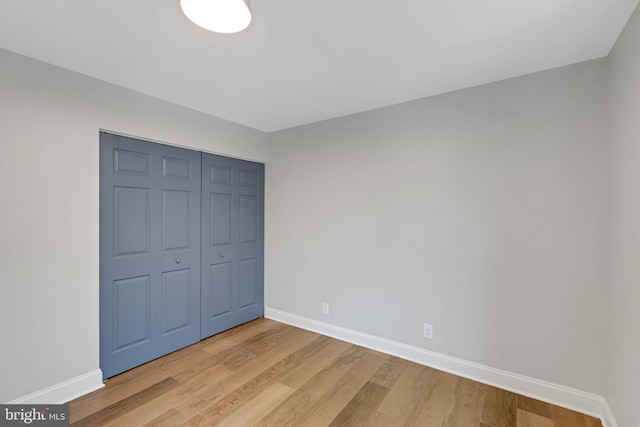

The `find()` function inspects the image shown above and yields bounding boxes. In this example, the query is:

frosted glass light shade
[181,0,251,34]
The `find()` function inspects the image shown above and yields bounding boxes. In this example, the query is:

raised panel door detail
[239,169,258,188]
[114,149,150,176]
[202,153,263,339]
[114,186,150,257]
[162,157,190,180]
[113,275,150,352]
[238,258,257,308]
[239,195,258,243]
[211,165,232,185]
[210,193,231,246]
[161,269,191,335]
[209,263,231,319]
[101,132,201,379]
[162,190,190,252]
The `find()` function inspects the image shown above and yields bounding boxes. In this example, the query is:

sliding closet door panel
[201,155,237,335]
[201,153,264,338]
[236,164,263,322]
[155,147,201,356]
[100,132,201,379]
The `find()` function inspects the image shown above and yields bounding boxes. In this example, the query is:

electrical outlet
[322,302,329,315]
[423,323,433,340]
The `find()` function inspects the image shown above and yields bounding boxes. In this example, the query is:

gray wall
[607,4,640,426]
[0,48,268,403]
[266,60,609,394]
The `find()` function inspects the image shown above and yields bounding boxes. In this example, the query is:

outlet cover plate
[423,323,433,340]
[322,303,329,315]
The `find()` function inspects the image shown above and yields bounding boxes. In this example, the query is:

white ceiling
[0,0,638,132]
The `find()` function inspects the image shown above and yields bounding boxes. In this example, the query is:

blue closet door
[201,153,264,338]
[100,132,201,379]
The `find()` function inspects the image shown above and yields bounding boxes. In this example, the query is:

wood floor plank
[292,348,387,427]
[254,346,365,427]
[175,327,319,421]
[140,409,187,427]
[369,355,407,389]
[376,360,437,419]
[480,385,517,427]
[171,322,296,383]
[367,411,405,427]
[518,408,556,427]
[199,318,283,354]
[103,341,203,386]
[172,363,259,420]
[102,365,234,427]
[584,414,604,427]
[445,376,487,427]
[403,370,459,426]
[101,323,234,388]
[215,382,294,427]
[221,327,317,371]
[70,377,179,427]
[518,395,553,418]
[551,404,601,427]
[328,381,389,427]
[277,337,352,389]
[181,333,328,426]
[253,389,319,427]
[256,346,385,427]
[68,349,214,422]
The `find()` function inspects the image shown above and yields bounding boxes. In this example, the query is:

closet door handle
[175,258,181,264]
[219,253,225,258]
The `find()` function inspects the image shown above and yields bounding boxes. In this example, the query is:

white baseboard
[601,400,620,427]
[265,307,613,426]
[8,370,104,404]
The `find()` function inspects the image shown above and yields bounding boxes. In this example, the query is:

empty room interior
[1,1,639,426]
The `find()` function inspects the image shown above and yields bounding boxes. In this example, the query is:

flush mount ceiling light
[180,0,251,34]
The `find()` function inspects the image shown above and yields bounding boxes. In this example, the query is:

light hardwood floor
[69,318,602,426]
